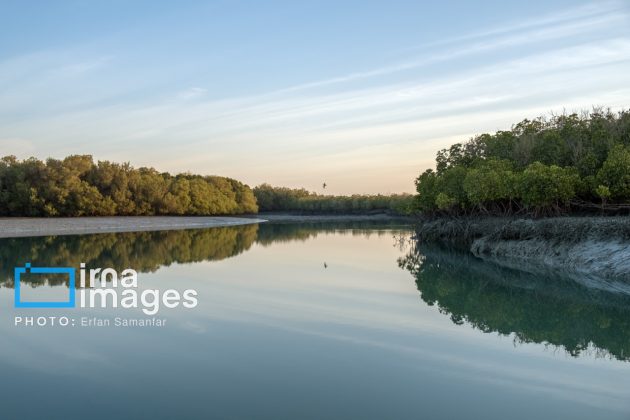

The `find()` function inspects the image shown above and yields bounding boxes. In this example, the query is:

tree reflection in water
[399,242,630,362]
[0,221,407,287]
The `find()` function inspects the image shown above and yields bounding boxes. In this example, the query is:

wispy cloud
[405,0,627,50]
[54,55,113,76]
[177,87,207,100]
[270,2,629,94]
[0,1,628,193]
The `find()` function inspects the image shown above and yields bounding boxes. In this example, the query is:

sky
[1,0,629,194]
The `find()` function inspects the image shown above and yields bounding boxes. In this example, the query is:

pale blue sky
[1,0,629,193]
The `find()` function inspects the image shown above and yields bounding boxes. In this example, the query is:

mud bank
[416,217,630,291]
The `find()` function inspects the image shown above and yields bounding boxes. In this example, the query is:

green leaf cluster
[414,109,630,215]
[0,155,258,216]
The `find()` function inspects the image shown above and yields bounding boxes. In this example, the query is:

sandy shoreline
[0,213,412,238]
[0,216,266,238]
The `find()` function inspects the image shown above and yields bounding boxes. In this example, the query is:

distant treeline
[414,108,630,216]
[253,184,414,215]
[0,155,257,216]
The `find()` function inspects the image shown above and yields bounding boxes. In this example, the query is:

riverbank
[0,216,266,238]
[415,216,630,290]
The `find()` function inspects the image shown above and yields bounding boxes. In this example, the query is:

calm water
[1,222,629,419]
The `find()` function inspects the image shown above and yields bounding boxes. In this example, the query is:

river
[1,221,628,419]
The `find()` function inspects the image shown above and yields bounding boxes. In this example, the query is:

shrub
[517,162,579,210]
[597,144,630,200]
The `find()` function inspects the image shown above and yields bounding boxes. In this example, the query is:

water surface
[1,222,629,419]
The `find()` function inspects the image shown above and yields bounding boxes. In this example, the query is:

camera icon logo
[14,263,76,308]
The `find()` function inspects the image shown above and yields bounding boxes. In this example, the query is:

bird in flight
[322,182,327,189]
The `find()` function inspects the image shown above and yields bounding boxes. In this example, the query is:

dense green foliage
[414,109,630,215]
[0,155,257,216]
[253,184,414,215]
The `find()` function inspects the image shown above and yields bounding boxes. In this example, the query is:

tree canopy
[0,155,258,216]
[413,109,630,216]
